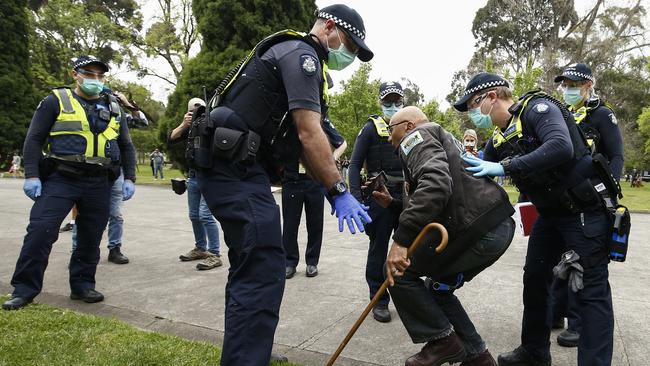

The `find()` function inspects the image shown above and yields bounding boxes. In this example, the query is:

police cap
[379,81,404,100]
[317,4,374,62]
[71,55,109,73]
[554,63,595,83]
[453,72,509,112]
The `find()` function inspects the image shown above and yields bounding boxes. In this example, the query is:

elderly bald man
[368,106,515,366]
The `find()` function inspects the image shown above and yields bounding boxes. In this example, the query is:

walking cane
[325,222,449,366]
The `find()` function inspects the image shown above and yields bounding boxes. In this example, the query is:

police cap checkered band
[318,11,365,40]
[379,81,404,99]
[317,4,373,62]
[562,70,595,82]
[71,55,109,72]
[453,72,510,112]
[463,79,509,96]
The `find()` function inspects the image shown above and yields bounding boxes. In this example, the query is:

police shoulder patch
[400,131,424,156]
[534,103,549,114]
[608,113,618,125]
[300,54,317,76]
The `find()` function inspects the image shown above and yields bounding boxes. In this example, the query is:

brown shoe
[460,349,497,366]
[179,248,210,261]
[405,332,466,366]
[196,254,222,270]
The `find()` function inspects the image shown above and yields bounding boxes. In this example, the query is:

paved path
[1,179,648,366]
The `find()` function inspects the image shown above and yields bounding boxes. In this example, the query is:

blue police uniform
[549,65,625,345]
[282,116,345,272]
[9,87,136,302]
[477,93,613,366]
[349,115,404,309]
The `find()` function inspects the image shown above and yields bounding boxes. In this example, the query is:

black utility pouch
[212,127,245,160]
[239,130,260,164]
[568,179,601,208]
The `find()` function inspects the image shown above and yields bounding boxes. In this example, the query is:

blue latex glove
[462,154,505,177]
[332,192,372,234]
[122,179,135,201]
[23,178,42,201]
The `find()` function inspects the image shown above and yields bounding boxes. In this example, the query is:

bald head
[387,106,429,147]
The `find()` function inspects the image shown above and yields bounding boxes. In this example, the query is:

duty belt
[48,153,113,166]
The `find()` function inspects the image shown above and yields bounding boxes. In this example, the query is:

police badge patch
[609,113,618,125]
[300,54,317,76]
[534,103,549,113]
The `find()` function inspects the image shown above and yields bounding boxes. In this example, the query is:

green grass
[134,164,185,185]
[502,182,650,212]
[0,296,300,366]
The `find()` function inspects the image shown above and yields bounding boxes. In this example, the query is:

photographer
[168,98,222,270]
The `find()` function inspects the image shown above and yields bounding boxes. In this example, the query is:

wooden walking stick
[325,222,449,366]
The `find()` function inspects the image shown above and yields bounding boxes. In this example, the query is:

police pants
[11,171,111,299]
[549,276,581,332]
[197,161,284,366]
[521,210,613,366]
[282,178,324,268]
[364,186,402,307]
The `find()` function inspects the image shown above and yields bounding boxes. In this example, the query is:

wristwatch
[328,180,348,198]
[500,157,513,175]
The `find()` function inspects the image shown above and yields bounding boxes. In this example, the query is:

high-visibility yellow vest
[48,87,120,165]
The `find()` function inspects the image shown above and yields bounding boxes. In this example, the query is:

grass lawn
[0,296,299,366]
[134,164,185,185]
[502,182,650,212]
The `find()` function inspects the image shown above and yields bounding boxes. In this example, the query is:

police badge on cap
[379,81,404,100]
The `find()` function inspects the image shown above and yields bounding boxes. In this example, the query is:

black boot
[108,247,129,264]
[557,329,579,347]
[497,346,550,366]
[2,296,32,310]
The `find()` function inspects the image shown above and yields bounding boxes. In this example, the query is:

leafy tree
[328,63,381,153]
[133,0,200,86]
[0,0,36,166]
[160,0,317,171]
[401,78,424,106]
[28,0,142,93]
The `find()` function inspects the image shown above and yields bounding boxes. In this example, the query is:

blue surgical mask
[79,78,104,96]
[563,87,584,106]
[326,28,356,71]
[382,104,401,118]
[468,99,493,129]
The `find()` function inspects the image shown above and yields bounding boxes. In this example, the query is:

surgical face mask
[381,102,402,118]
[468,97,493,129]
[464,139,476,147]
[78,78,104,96]
[563,87,584,106]
[326,27,356,71]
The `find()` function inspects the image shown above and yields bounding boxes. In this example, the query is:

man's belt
[48,153,113,166]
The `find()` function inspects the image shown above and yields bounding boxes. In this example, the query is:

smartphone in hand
[361,171,388,202]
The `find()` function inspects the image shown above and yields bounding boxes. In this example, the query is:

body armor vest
[570,98,612,155]
[365,116,403,178]
[48,87,121,166]
[491,91,590,195]
[186,30,328,172]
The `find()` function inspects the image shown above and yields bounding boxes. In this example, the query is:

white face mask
[464,140,476,147]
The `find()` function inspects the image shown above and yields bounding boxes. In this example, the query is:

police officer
[549,63,625,348]
[283,115,347,279]
[348,81,405,323]
[193,5,373,365]
[454,73,614,366]
[3,55,136,310]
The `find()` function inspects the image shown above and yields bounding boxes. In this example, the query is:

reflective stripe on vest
[569,104,597,148]
[49,88,120,165]
[371,116,390,138]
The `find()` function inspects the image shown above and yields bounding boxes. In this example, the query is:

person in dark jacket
[373,106,515,366]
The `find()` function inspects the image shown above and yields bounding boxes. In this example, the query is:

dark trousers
[549,277,581,331]
[364,186,401,306]
[11,171,111,299]
[389,218,514,356]
[521,211,613,366]
[198,161,284,366]
[282,179,324,267]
